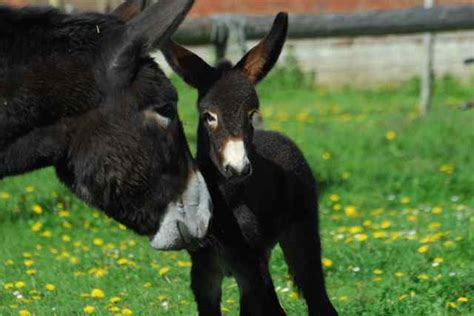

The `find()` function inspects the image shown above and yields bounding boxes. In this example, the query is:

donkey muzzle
[150,171,212,250]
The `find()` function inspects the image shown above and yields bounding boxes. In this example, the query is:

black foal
[163,12,338,316]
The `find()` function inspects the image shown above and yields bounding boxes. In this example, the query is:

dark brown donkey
[163,12,338,316]
[0,0,211,250]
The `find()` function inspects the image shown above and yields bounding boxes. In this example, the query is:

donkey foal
[164,13,338,316]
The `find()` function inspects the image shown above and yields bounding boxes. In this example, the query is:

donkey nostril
[242,163,252,177]
[224,165,231,175]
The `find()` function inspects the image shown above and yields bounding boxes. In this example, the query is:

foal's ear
[106,0,194,83]
[235,12,288,84]
[111,0,147,22]
[162,40,215,89]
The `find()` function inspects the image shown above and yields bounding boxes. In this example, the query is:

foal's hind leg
[190,250,224,316]
[279,220,338,316]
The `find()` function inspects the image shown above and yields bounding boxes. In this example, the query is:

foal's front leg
[190,250,224,316]
[229,254,286,316]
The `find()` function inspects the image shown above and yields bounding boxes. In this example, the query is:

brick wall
[189,0,474,16]
[2,0,474,14]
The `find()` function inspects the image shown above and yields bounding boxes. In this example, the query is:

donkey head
[0,0,211,250]
[82,0,212,250]
[163,12,288,182]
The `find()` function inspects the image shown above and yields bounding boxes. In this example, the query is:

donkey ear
[162,40,215,89]
[111,0,147,22]
[235,12,288,84]
[106,0,194,81]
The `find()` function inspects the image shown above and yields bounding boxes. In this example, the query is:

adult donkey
[0,0,212,251]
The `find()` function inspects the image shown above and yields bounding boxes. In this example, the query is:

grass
[1,72,473,315]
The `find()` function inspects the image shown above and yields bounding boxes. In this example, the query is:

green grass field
[1,72,473,316]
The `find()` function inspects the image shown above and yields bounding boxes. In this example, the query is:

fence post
[211,16,247,63]
[420,0,436,117]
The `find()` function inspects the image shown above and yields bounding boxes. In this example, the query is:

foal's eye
[202,111,218,129]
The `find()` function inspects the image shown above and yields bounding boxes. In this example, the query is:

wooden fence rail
[174,4,474,45]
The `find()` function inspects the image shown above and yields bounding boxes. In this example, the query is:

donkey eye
[249,110,258,120]
[155,102,176,120]
[202,111,218,129]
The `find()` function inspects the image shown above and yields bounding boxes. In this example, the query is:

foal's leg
[190,250,224,316]
[227,253,286,316]
[279,219,338,316]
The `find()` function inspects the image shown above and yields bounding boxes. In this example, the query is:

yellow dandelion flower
[349,226,363,234]
[108,306,120,313]
[363,220,372,227]
[90,288,105,298]
[417,245,429,253]
[31,204,43,215]
[40,230,52,238]
[122,308,133,315]
[447,302,457,309]
[373,269,383,275]
[4,282,14,289]
[394,272,404,277]
[457,297,469,303]
[15,281,26,289]
[117,258,129,265]
[62,221,72,229]
[381,220,391,229]
[433,257,443,264]
[399,294,408,301]
[297,111,310,123]
[226,299,235,305]
[23,260,34,267]
[400,197,410,205]
[429,222,441,229]
[329,194,340,202]
[45,284,55,291]
[5,259,15,266]
[431,207,442,215]
[110,297,121,304]
[0,191,11,199]
[344,205,358,217]
[159,266,170,276]
[25,186,35,193]
[439,164,454,174]
[443,240,455,248]
[31,222,42,232]
[322,151,331,160]
[58,210,70,218]
[333,204,341,211]
[25,269,37,276]
[385,130,396,141]
[93,238,104,246]
[372,277,383,282]
[83,306,95,314]
[177,261,192,268]
[143,282,152,288]
[417,273,429,280]
[18,310,31,316]
[62,235,71,242]
[355,234,368,241]
[322,258,333,267]
[158,295,168,302]
[373,231,387,239]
